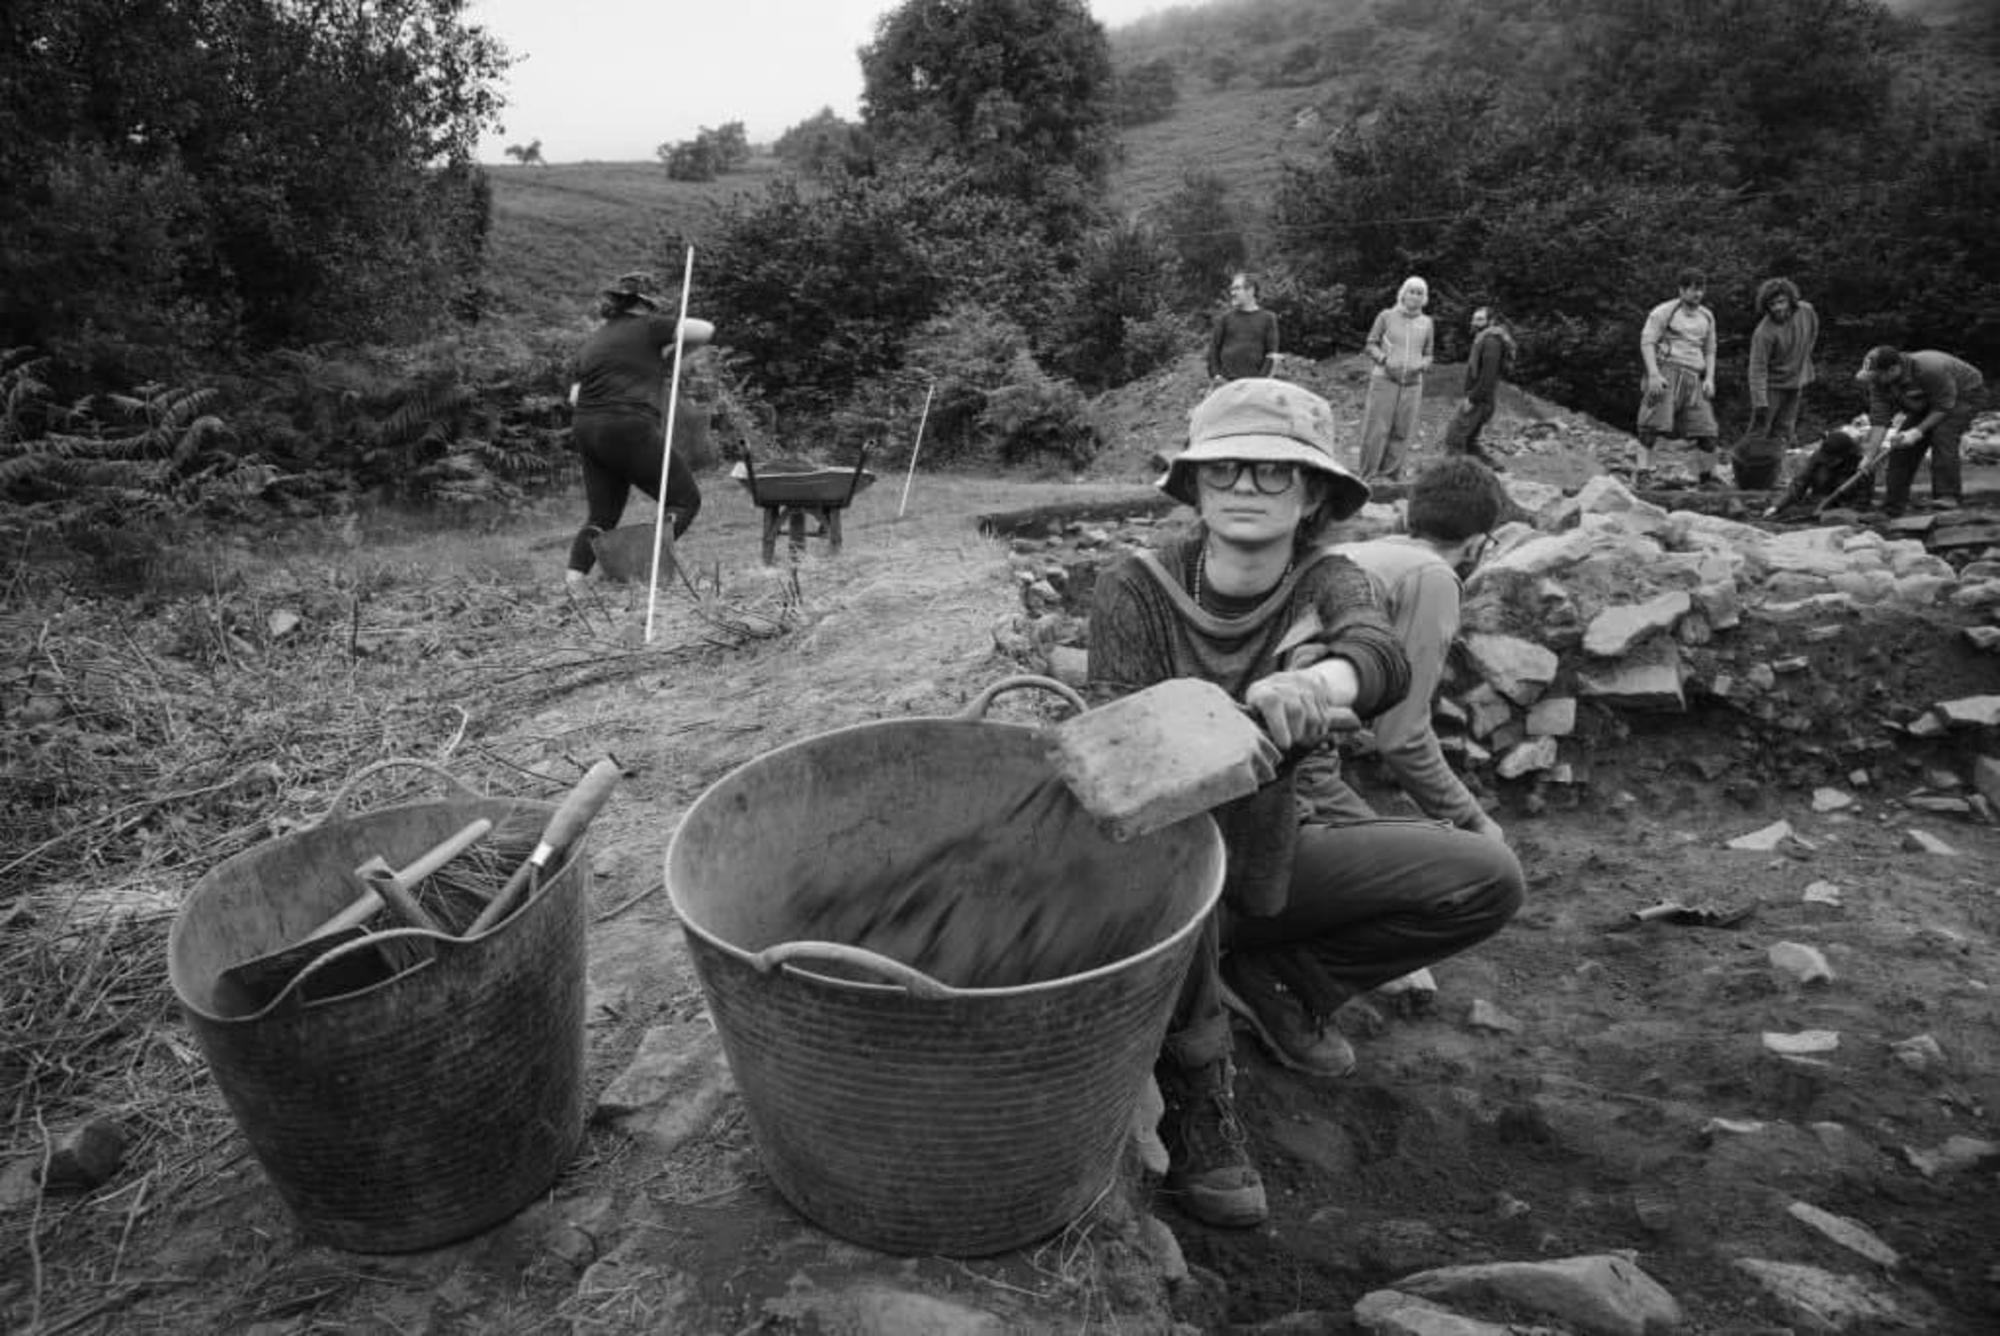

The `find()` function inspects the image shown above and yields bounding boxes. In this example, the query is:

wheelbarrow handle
[750,940,957,1000]
[961,674,1087,721]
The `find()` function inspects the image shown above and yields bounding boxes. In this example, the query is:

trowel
[1047,677,1356,842]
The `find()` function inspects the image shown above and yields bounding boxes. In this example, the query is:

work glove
[1892,427,1924,450]
[1244,667,1361,752]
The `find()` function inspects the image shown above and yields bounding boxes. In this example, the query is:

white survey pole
[897,381,936,520]
[645,246,696,644]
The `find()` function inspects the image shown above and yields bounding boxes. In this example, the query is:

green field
[482,157,788,327]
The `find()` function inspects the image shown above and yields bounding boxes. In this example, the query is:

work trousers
[1162,817,1524,1070]
[1882,393,1983,513]
[1750,387,1805,450]
[569,412,702,573]
[1358,372,1425,482]
[1443,398,1498,463]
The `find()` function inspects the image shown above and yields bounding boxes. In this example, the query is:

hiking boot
[1155,1058,1267,1228]
[1930,497,1962,512]
[1220,953,1358,1078]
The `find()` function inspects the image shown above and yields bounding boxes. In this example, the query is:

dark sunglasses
[1196,460,1299,495]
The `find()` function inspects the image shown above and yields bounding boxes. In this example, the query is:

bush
[831,304,1095,472]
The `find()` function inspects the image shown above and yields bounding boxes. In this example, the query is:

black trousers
[568,413,702,573]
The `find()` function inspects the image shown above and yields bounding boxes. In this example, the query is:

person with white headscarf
[1357,276,1435,482]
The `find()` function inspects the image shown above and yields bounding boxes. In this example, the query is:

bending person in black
[566,272,714,588]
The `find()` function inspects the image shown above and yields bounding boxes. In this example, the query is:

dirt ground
[5,356,1998,1333]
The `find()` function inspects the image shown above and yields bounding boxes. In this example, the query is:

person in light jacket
[1356,276,1435,483]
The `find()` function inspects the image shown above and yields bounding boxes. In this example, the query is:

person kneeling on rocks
[1303,455,1511,844]
[1760,429,1873,519]
[1088,377,1525,1230]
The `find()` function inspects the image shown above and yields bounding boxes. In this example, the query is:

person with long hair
[1357,276,1436,483]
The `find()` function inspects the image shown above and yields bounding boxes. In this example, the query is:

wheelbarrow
[732,448,875,564]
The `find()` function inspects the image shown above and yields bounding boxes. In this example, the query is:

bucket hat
[599,271,663,310]
[1158,378,1370,520]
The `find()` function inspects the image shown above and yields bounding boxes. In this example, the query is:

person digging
[1087,377,1524,1229]
[564,271,716,589]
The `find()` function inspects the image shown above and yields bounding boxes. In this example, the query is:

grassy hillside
[481,158,787,327]
[1102,0,1999,235]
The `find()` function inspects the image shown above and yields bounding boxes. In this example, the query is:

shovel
[1047,677,1357,843]
[215,816,493,1013]
[463,759,622,936]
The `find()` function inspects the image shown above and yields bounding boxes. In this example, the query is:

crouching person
[1088,378,1525,1229]
[1760,429,1873,519]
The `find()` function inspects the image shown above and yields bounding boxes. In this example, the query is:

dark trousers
[1882,395,1981,513]
[1163,818,1524,1069]
[1443,399,1498,461]
[569,413,702,573]
[1750,388,1805,449]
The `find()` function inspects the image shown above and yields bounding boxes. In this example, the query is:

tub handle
[752,940,957,1000]
[247,927,442,1018]
[321,758,483,825]
[960,674,1086,721]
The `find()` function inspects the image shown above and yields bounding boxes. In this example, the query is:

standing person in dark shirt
[1207,273,1280,382]
[1733,277,1821,490]
[1442,305,1514,470]
[565,272,715,589]
[1088,377,1524,1229]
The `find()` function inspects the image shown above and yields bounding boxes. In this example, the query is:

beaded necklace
[1193,545,1295,613]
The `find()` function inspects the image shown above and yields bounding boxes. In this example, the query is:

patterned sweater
[1087,537,1410,915]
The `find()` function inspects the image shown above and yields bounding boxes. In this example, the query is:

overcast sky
[468,0,1176,163]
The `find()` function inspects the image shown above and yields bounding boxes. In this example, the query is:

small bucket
[167,760,588,1253]
[592,523,675,584]
[665,677,1224,1256]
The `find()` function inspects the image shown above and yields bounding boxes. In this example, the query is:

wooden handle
[529,759,622,867]
[362,863,443,932]
[336,820,492,936]
[464,760,621,936]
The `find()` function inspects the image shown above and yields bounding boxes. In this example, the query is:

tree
[858,0,1115,237]
[1156,171,1246,310]
[659,122,752,181]
[505,139,546,165]
[694,162,1051,421]
[0,0,509,378]
[1114,58,1179,126]
[773,108,866,178]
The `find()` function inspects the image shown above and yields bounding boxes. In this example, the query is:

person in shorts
[1633,267,1721,490]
